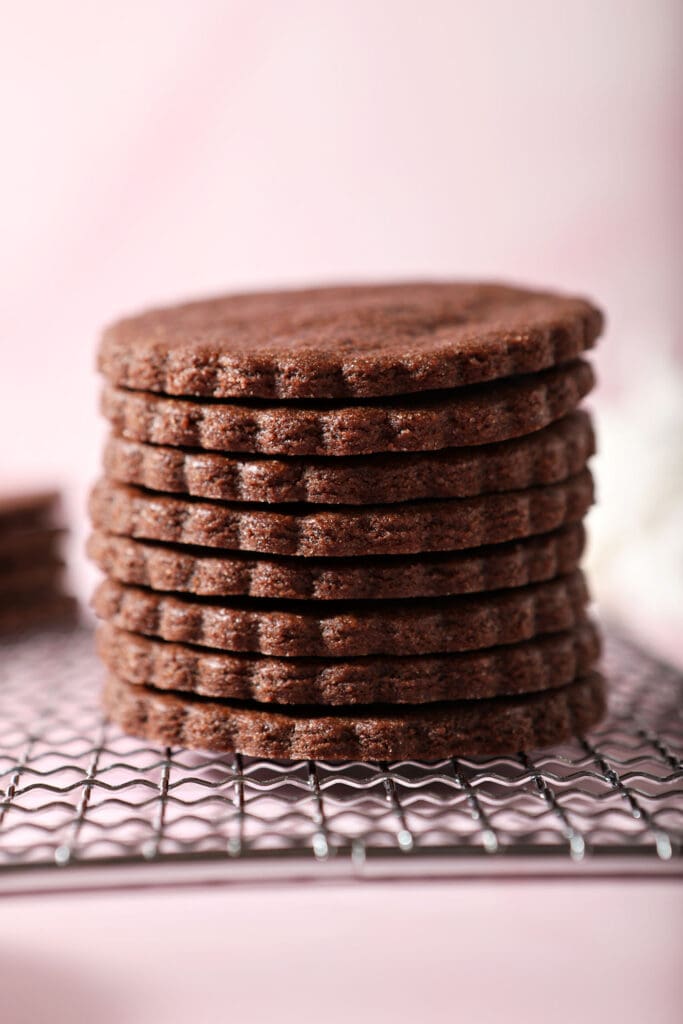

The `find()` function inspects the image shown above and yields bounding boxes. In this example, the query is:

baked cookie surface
[92,571,589,657]
[101,360,594,457]
[99,282,602,400]
[102,410,594,505]
[102,670,607,760]
[98,620,600,704]
[89,470,593,558]
[87,524,586,601]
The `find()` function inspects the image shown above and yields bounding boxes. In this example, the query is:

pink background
[2,0,682,660]
[1,0,682,659]
[1,3,681,1020]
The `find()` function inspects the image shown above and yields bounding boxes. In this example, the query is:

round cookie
[87,523,586,601]
[98,282,603,400]
[103,410,595,505]
[97,620,601,704]
[101,359,594,457]
[91,571,589,657]
[102,671,607,760]
[89,470,593,559]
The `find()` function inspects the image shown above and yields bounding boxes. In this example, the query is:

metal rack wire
[0,625,681,894]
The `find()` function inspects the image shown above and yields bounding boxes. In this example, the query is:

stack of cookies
[89,283,606,760]
[0,491,77,635]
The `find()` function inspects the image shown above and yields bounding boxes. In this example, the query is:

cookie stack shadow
[89,283,606,761]
[0,491,77,636]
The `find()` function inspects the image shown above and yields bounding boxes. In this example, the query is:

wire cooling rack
[0,624,681,894]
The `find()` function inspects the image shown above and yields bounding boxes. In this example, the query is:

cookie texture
[101,360,594,457]
[91,571,588,657]
[87,524,586,601]
[102,671,606,760]
[89,470,592,559]
[98,282,603,401]
[103,410,595,505]
[98,620,600,704]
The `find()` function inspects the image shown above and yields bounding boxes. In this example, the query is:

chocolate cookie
[0,561,64,598]
[0,594,78,637]
[101,360,594,457]
[91,571,588,657]
[0,528,64,570]
[103,410,595,505]
[0,490,60,533]
[102,670,606,760]
[98,282,602,400]
[87,524,586,601]
[97,620,600,704]
[89,470,593,559]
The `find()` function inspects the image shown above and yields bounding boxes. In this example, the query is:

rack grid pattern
[0,625,681,892]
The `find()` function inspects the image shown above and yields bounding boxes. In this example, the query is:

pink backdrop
[1,5,682,1021]
[2,1,682,660]
[3,2,682,660]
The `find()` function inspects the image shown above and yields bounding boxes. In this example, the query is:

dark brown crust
[0,491,61,533]
[0,595,78,637]
[98,282,603,401]
[91,571,589,657]
[0,528,65,570]
[102,670,607,760]
[87,524,586,601]
[0,561,65,598]
[103,411,595,505]
[89,471,593,559]
[97,620,601,704]
[101,360,594,457]
[0,490,59,519]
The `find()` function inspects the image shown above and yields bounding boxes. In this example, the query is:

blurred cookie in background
[0,491,78,636]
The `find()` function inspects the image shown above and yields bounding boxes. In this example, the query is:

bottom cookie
[102,671,606,761]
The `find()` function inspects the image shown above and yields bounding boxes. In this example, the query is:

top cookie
[99,282,603,400]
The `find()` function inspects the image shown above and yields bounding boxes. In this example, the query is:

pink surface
[2,882,682,1024]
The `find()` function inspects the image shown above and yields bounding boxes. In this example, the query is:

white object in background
[587,363,683,666]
